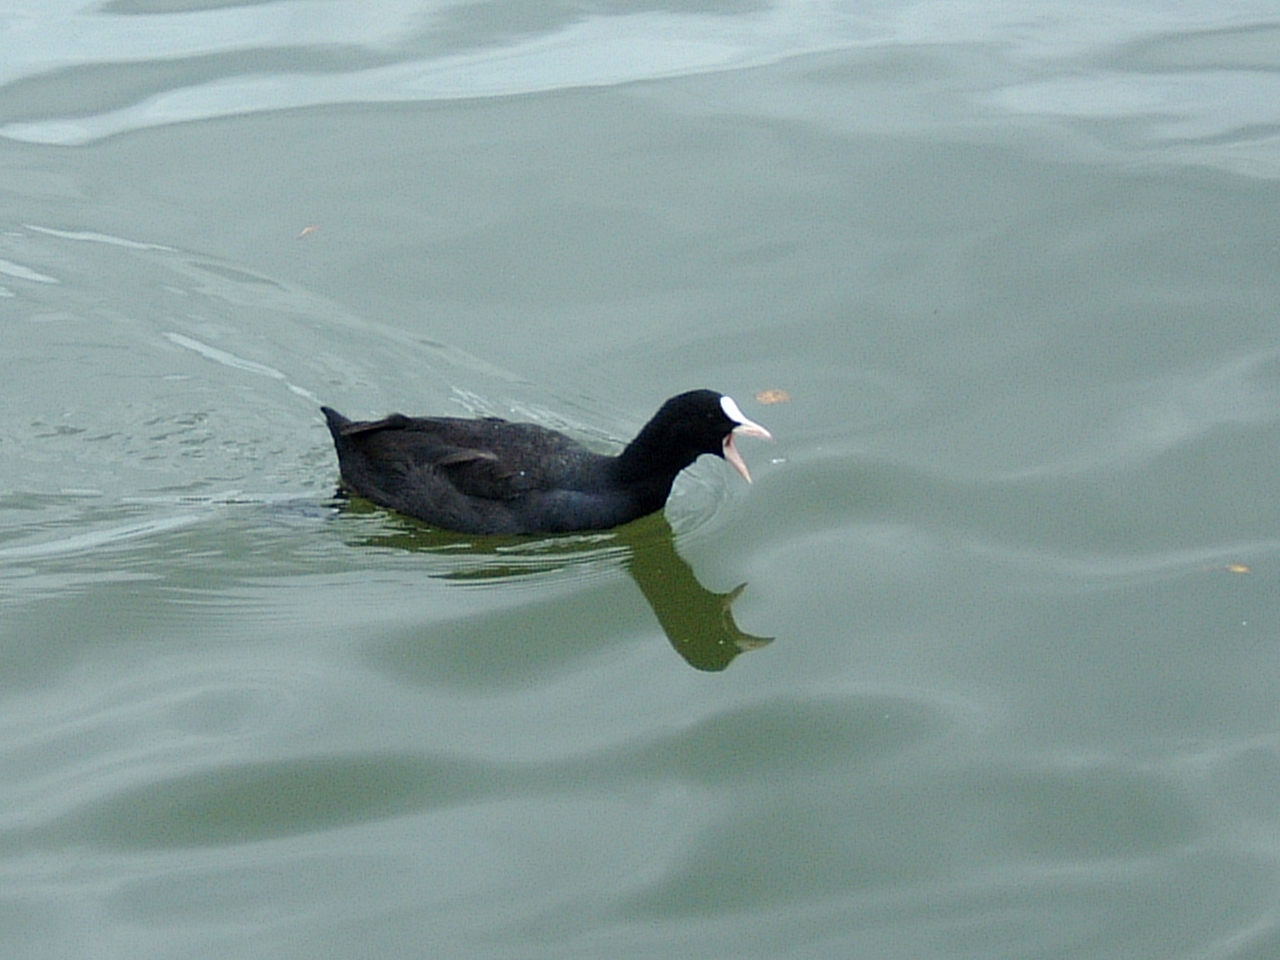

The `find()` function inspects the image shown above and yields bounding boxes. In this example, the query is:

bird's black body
[321,390,769,535]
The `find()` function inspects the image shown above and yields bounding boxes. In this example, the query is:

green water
[2,6,1280,958]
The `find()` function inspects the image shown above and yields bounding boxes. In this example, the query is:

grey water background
[2,1,1280,957]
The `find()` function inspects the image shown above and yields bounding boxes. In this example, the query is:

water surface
[2,2,1280,958]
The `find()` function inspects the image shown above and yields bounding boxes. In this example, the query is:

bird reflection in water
[335,499,771,672]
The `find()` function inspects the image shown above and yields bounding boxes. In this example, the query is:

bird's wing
[339,416,587,501]
[429,445,538,500]
[334,413,416,437]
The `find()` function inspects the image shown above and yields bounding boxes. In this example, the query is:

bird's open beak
[722,418,773,483]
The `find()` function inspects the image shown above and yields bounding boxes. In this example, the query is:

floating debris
[755,388,792,404]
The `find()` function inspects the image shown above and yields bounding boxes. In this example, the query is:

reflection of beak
[722,419,773,483]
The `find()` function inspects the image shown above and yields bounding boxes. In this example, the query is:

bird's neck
[612,425,697,487]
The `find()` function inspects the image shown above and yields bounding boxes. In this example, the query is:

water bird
[321,390,771,535]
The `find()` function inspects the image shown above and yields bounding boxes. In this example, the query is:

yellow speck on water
[1226,563,1251,574]
[755,389,792,404]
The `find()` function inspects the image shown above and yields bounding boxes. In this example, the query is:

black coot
[321,389,771,534]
